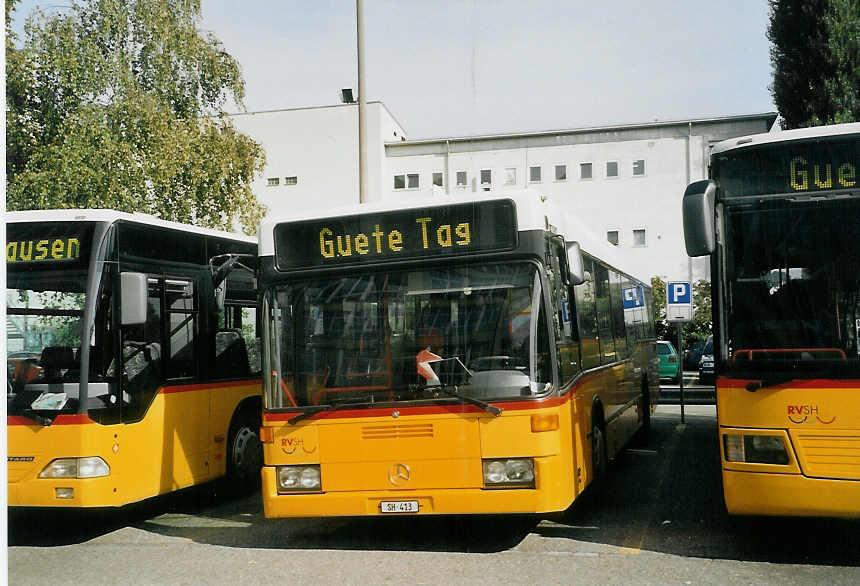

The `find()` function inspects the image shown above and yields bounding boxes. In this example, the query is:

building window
[480,169,492,185]
[504,167,517,186]
[407,173,419,189]
[432,172,443,187]
[607,230,619,246]
[456,171,467,187]
[633,159,646,176]
[284,176,298,186]
[606,161,619,178]
[633,228,647,247]
[529,166,541,183]
[394,174,406,189]
[267,177,279,187]
[555,164,567,181]
[580,163,592,180]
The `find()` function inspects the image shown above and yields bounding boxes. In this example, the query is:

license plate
[380,500,419,513]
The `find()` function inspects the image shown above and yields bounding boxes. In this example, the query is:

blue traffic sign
[667,281,691,305]
[622,285,645,309]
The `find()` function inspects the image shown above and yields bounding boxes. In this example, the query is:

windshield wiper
[287,401,362,425]
[17,409,57,426]
[434,385,502,416]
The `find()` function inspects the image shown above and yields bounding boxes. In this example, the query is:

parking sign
[667,281,692,322]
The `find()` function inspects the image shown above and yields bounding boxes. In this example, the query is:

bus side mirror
[683,179,717,257]
[120,272,148,325]
[566,241,585,285]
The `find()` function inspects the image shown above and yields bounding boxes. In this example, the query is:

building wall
[230,102,406,217]
[383,135,708,281]
[230,103,774,283]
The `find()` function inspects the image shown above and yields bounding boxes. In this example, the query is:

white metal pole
[357,0,369,203]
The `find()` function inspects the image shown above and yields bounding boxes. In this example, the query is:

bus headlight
[482,458,535,488]
[277,465,322,492]
[723,433,789,465]
[38,457,110,479]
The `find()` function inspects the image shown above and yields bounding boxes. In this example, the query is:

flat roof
[388,112,778,147]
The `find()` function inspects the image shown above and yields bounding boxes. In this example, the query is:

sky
[9,1,776,139]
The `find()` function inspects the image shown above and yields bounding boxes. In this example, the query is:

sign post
[667,281,692,423]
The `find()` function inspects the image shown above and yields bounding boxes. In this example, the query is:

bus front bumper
[723,469,860,518]
[7,476,121,508]
[261,466,570,517]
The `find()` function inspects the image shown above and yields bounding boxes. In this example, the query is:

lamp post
[357,0,369,203]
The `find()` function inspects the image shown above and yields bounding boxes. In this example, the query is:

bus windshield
[7,269,91,415]
[724,197,860,377]
[266,262,553,409]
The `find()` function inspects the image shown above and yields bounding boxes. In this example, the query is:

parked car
[657,340,681,383]
[698,335,714,384]
[683,340,705,370]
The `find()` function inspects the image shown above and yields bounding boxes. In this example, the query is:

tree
[768,0,860,128]
[651,276,669,340]
[822,0,860,124]
[6,0,266,232]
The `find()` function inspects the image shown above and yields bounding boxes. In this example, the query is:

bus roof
[711,122,860,156]
[260,190,649,285]
[5,208,256,244]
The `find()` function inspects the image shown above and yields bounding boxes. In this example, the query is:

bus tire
[591,419,608,493]
[226,409,262,494]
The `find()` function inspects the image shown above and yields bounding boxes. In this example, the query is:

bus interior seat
[215,329,250,378]
[39,346,76,379]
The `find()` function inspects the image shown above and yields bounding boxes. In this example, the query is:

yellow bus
[258,191,658,517]
[683,122,860,517]
[7,209,262,508]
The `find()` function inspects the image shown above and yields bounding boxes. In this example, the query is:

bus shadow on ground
[533,412,860,567]
[12,411,860,564]
[137,496,538,554]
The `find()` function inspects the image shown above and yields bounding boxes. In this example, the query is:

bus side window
[593,263,616,365]
[216,304,260,378]
[548,238,580,383]
[575,258,600,370]
[609,270,630,360]
[166,279,196,380]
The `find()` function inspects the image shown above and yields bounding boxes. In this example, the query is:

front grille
[361,423,434,440]
[796,433,860,480]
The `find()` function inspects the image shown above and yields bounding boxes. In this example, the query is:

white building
[230,103,776,282]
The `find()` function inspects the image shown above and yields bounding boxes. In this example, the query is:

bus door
[120,272,210,490]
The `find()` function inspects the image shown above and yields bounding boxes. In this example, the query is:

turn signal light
[260,427,274,444]
[531,413,559,432]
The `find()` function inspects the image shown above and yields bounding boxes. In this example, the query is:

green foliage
[651,276,668,340]
[768,0,860,129]
[822,0,860,124]
[6,0,266,232]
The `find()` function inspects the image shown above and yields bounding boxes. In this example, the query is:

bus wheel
[227,410,262,493]
[591,421,608,491]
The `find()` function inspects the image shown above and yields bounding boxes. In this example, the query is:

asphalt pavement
[8,405,860,585]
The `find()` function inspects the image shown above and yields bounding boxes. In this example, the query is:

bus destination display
[6,222,92,265]
[714,135,858,198]
[274,200,517,270]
